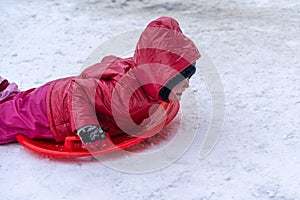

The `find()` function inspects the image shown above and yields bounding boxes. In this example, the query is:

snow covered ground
[0,0,299,199]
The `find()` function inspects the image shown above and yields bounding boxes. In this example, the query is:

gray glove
[77,125,107,146]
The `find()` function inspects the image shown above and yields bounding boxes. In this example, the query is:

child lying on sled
[0,16,200,150]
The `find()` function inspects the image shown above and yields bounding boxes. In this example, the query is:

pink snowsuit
[0,16,200,145]
[0,78,54,144]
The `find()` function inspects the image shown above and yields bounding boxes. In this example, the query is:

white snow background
[0,0,299,199]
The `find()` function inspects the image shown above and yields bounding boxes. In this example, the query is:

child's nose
[182,79,189,89]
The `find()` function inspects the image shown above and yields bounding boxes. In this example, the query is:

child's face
[169,78,190,102]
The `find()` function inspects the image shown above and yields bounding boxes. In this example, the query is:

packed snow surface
[0,0,299,199]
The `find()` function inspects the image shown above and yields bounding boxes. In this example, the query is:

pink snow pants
[0,81,54,144]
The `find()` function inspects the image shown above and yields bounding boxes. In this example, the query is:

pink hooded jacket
[46,16,201,142]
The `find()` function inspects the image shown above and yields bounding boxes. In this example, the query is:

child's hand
[77,125,113,150]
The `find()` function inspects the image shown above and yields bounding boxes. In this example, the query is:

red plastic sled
[16,102,179,158]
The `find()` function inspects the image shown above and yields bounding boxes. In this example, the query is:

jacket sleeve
[70,56,128,132]
[70,78,99,132]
